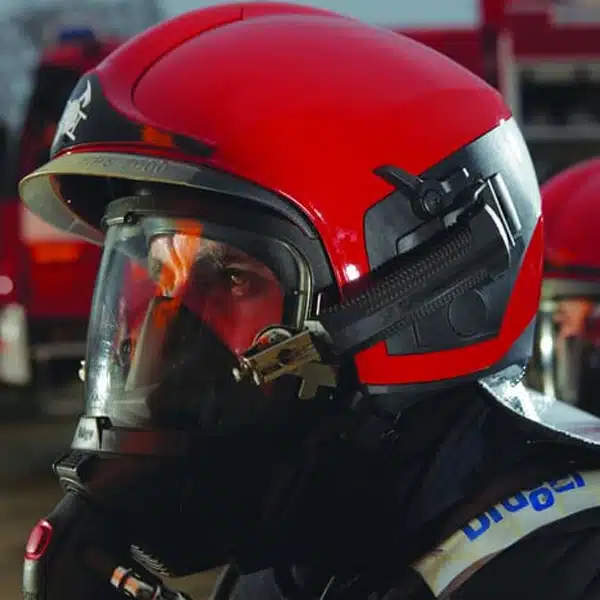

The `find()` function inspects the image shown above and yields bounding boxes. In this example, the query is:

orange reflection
[150,223,203,297]
[140,125,175,148]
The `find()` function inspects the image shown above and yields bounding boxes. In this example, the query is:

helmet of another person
[527,158,600,413]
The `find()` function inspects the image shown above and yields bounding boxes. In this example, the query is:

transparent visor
[526,297,600,408]
[85,216,302,430]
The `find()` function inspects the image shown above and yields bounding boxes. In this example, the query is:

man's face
[147,232,285,355]
[83,216,294,425]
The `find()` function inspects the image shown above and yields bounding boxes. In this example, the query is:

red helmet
[528,158,600,409]
[18,2,542,575]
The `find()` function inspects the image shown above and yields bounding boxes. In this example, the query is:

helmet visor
[85,212,304,431]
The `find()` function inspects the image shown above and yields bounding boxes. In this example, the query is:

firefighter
[18,4,600,600]
[527,158,600,415]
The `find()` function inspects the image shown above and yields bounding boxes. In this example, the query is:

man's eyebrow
[213,247,251,264]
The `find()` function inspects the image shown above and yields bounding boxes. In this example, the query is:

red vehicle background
[400,0,600,181]
[0,28,121,412]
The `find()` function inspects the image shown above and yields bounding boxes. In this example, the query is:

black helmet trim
[50,73,214,161]
[364,118,540,360]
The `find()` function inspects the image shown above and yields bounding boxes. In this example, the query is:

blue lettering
[462,472,587,542]
[549,477,575,493]
[463,515,490,541]
[488,506,504,523]
[502,492,528,512]
[529,487,555,511]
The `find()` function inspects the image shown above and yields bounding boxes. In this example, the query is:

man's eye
[225,267,258,297]
[229,269,245,284]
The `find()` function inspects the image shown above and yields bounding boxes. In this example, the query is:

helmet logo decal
[55,79,92,143]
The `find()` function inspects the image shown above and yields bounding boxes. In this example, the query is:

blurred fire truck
[0,28,120,413]
[399,0,600,182]
[0,0,161,416]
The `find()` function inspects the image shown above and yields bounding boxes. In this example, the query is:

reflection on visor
[527,298,600,412]
[144,230,283,354]
[84,217,287,426]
